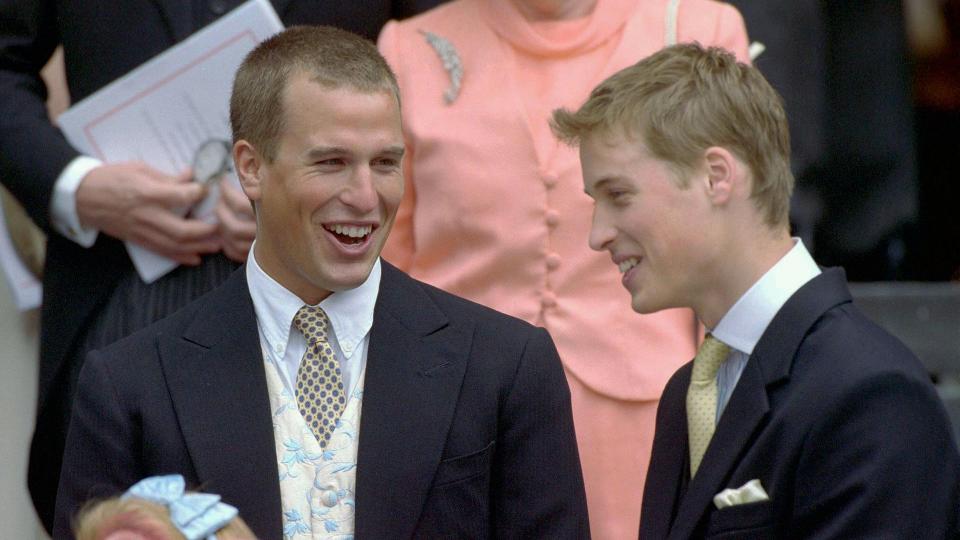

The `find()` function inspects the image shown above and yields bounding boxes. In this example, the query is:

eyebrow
[305,146,347,159]
[382,146,406,158]
[584,176,615,197]
[304,145,406,160]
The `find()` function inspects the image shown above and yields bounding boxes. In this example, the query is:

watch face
[193,139,232,185]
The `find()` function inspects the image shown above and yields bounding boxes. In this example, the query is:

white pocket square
[713,479,770,509]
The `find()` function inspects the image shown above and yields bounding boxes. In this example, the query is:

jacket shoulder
[382,262,546,346]
[418,274,541,335]
[798,301,929,385]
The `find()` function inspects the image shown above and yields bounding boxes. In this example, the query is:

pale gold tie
[687,334,731,477]
[293,305,345,447]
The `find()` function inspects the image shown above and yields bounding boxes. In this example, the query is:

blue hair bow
[122,474,238,540]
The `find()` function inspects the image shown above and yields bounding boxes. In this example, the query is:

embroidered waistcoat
[264,357,364,539]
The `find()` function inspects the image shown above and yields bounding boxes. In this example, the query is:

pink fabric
[379,1,749,536]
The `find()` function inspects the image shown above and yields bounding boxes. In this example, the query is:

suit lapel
[158,269,281,537]
[354,263,471,538]
[667,360,770,540]
[667,269,852,539]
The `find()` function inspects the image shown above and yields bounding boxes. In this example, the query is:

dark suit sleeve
[794,371,960,537]
[52,350,142,537]
[490,327,590,538]
[0,0,80,232]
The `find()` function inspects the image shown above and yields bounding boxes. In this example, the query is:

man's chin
[630,295,662,315]
[322,262,377,291]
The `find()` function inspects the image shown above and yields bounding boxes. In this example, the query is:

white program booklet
[57,0,283,283]
[0,202,42,311]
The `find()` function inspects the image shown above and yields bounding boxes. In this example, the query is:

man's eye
[373,158,400,170]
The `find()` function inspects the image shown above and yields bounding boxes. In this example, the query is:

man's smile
[617,257,640,274]
[323,223,376,245]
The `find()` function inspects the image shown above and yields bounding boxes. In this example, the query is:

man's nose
[341,167,379,213]
[588,209,615,252]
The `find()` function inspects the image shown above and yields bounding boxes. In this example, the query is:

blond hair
[230,25,400,163]
[551,42,793,227]
[74,497,256,540]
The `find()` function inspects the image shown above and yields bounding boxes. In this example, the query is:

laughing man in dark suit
[0,0,446,531]
[54,26,588,539]
[553,43,960,538]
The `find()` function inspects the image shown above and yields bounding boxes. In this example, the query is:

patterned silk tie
[686,334,732,477]
[293,305,345,447]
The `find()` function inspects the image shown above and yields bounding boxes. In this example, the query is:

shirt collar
[246,242,381,360]
[711,239,820,355]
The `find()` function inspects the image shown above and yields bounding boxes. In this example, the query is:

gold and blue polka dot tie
[686,334,731,478]
[293,305,345,447]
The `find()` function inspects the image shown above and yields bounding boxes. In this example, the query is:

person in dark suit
[0,0,442,532]
[726,0,917,281]
[53,25,589,539]
[552,43,960,538]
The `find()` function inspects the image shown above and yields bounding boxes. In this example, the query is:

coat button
[321,489,339,507]
[546,253,561,270]
[545,210,559,227]
[541,292,557,309]
[542,173,559,188]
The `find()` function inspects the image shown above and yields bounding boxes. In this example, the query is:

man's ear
[703,146,737,207]
[233,140,263,202]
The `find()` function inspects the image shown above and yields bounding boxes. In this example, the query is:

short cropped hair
[230,25,400,162]
[551,43,793,227]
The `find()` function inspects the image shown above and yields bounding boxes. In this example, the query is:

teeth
[618,257,639,273]
[326,224,372,238]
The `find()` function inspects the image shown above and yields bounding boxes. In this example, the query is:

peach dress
[379,0,749,536]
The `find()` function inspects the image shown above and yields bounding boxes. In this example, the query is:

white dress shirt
[709,239,821,422]
[51,156,102,246]
[245,244,380,395]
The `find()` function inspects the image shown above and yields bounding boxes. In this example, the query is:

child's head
[74,475,256,540]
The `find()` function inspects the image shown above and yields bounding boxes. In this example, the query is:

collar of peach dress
[479,0,639,56]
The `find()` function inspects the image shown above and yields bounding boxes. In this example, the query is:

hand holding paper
[56,0,283,282]
[214,177,256,262]
[76,163,220,266]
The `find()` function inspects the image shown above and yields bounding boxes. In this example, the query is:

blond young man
[553,43,960,538]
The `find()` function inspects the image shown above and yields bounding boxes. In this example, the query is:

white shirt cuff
[51,156,102,247]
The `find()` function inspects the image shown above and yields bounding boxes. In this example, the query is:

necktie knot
[294,305,330,344]
[691,335,731,383]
